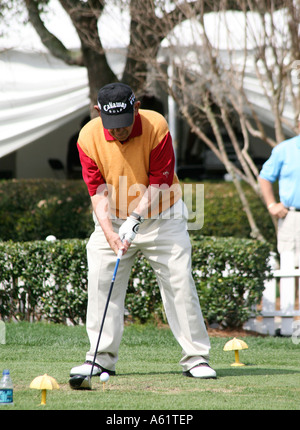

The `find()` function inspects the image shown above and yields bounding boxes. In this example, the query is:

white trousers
[278,210,300,266]
[85,199,211,372]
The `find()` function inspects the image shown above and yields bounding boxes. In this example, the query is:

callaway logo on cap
[97,83,136,129]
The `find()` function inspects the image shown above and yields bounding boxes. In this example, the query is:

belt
[288,207,300,212]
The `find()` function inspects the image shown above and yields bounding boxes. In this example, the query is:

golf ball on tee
[100,372,109,383]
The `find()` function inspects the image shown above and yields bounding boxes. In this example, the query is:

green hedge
[0,239,88,325]
[0,179,276,248]
[0,237,272,328]
[0,179,93,242]
[197,181,277,248]
[190,236,273,328]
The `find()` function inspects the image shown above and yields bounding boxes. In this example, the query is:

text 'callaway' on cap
[97,83,136,129]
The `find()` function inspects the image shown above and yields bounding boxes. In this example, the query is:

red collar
[103,113,142,142]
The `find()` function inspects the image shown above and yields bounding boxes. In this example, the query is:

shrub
[0,237,272,328]
[189,181,277,249]
[0,239,88,324]
[190,236,273,328]
[0,179,276,249]
[0,179,93,242]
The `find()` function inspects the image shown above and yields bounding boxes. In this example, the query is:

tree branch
[24,0,83,66]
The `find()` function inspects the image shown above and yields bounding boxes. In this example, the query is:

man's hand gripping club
[119,215,142,246]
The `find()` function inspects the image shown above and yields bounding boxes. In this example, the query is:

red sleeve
[149,132,175,187]
[77,143,105,196]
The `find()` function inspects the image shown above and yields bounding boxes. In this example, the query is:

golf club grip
[90,251,123,378]
[112,249,123,281]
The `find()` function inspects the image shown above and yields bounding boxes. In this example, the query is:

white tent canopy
[0,0,90,161]
[0,49,89,158]
[0,0,130,162]
[0,1,297,167]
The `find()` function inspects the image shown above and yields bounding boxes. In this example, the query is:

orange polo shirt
[77,109,181,219]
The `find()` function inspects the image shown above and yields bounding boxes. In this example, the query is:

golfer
[70,82,216,379]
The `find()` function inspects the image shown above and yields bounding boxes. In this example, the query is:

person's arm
[258,177,288,219]
[130,185,161,218]
[78,143,127,254]
[130,131,175,218]
[118,131,175,244]
[91,193,127,255]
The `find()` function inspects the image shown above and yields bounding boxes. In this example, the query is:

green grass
[0,322,299,410]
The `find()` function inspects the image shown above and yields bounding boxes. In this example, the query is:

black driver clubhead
[69,374,92,390]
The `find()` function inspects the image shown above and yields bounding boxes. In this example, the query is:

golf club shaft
[90,249,123,378]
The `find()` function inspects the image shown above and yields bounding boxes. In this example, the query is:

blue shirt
[259,135,300,208]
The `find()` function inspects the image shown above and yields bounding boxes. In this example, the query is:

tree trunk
[24,0,82,65]
[58,0,117,116]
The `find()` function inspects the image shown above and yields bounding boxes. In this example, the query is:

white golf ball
[100,372,109,383]
[46,235,56,242]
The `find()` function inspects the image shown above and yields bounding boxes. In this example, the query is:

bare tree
[23,0,117,113]
[128,0,299,240]
[20,0,203,111]
[5,0,299,239]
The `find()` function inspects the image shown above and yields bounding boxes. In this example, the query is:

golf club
[69,249,123,390]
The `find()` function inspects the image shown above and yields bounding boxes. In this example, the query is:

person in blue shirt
[258,117,300,265]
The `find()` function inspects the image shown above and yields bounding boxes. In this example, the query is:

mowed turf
[0,322,299,410]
